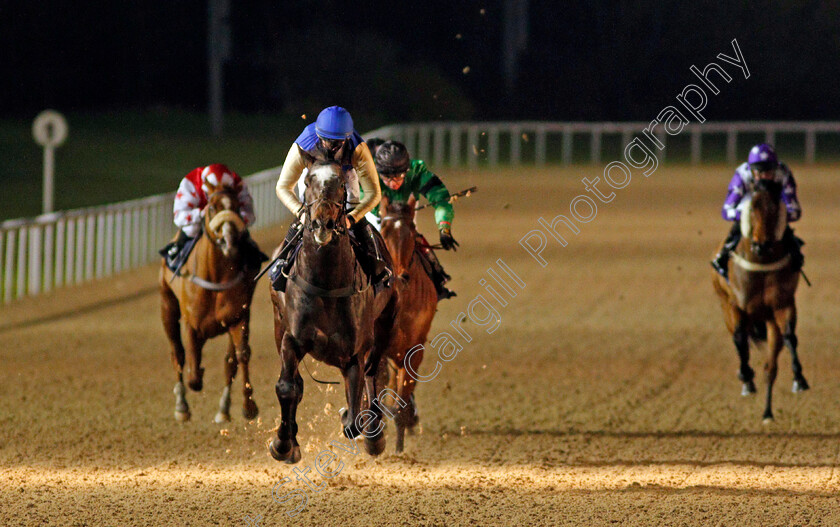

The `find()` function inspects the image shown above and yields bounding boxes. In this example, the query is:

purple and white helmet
[747,143,778,171]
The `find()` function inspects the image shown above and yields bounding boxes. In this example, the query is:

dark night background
[3,1,840,124]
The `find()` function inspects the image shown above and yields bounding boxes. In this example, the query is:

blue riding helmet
[315,106,354,140]
[747,143,778,171]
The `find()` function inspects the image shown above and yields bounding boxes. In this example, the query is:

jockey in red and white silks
[173,164,256,237]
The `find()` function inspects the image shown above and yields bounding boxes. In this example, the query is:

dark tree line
[3,1,839,122]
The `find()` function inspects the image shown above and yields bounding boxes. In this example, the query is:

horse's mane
[386,201,414,216]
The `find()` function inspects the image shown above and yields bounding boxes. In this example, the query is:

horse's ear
[379,195,390,217]
[407,194,417,220]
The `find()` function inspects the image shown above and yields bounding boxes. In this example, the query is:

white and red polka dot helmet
[200,164,238,195]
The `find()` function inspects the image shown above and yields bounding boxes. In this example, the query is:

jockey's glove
[439,228,459,251]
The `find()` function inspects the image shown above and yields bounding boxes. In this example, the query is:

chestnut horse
[712,178,808,423]
[160,184,260,423]
[269,160,397,463]
[378,196,437,453]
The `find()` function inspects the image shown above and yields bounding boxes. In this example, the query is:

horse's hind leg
[733,318,756,396]
[214,337,237,423]
[779,307,809,392]
[270,334,303,464]
[230,318,259,420]
[762,321,784,423]
[161,282,190,421]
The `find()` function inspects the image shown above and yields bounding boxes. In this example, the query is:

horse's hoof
[188,379,203,392]
[343,424,361,439]
[364,434,386,456]
[741,381,757,396]
[269,438,297,462]
[762,416,774,425]
[214,412,230,423]
[174,410,191,422]
[242,400,259,420]
[792,379,810,393]
[284,446,302,464]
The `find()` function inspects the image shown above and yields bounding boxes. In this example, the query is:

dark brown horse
[160,184,260,423]
[378,196,437,453]
[712,178,808,423]
[269,160,397,463]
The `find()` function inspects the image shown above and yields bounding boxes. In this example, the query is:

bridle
[302,185,349,236]
[205,189,245,248]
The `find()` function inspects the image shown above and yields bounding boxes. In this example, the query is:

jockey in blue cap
[711,143,804,280]
[273,106,390,291]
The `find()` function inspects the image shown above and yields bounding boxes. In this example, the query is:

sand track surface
[2,165,839,526]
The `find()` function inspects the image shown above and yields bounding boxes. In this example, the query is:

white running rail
[364,121,840,168]
[0,166,286,304]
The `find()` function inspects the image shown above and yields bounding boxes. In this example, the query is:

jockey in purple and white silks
[711,143,804,279]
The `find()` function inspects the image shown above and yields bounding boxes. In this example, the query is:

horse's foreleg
[362,360,386,456]
[214,337,237,423]
[185,327,206,392]
[393,348,422,453]
[270,334,303,464]
[733,317,756,396]
[161,283,189,421]
[763,321,784,423]
[230,319,259,420]
[778,306,809,392]
[340,355,365,440]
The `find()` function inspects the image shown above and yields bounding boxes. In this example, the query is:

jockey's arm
[349,142,381,223]
[275,145,308,217]
[780,167,802,222]
[414,161,454,231]
[721,170,747,222]
[173,176,203,237]
[236,181,256,226]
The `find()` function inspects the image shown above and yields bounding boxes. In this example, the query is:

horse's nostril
[312,219,321,229]
[326,219,335,230]
[399,272,410,281]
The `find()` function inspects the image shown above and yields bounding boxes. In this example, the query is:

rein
[289,272,369,297]
[189,272,245,291]
[731,252,791,272]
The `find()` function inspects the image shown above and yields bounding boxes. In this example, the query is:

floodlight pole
[208,0,231,137]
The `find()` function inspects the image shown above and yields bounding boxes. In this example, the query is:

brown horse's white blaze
[712,179,807,424]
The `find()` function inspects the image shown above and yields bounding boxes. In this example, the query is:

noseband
[303,192,348,236]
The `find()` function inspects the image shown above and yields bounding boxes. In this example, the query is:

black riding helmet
[374,140,411,175]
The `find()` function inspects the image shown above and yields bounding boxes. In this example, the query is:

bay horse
[269,160,397,463]
[712,177,808,423]
[378,196,437,453]
[160,183,260,423]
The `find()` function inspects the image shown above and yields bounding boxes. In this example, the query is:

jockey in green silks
[365,139,458,300]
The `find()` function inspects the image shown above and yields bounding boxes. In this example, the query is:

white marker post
[32,110,68,214]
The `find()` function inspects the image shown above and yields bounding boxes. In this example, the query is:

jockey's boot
[269,221,304,292]
[160,230,193,272]
[782,226,805,272]
[239,230,269,271]
[416,235,456,300]
[711,222,742,280]
[351,218,392,293]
